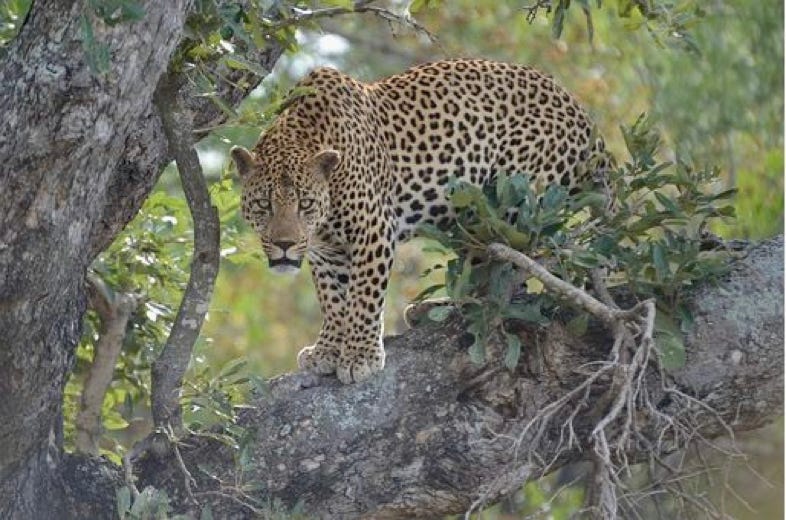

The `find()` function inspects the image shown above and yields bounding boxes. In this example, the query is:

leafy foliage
[417,115,735,370]
[0,0,29,46]
[521,0,708,50]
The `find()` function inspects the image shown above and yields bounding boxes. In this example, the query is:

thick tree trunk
[0,1,281,517]
[0,3,188,517]
[129,236,783,519]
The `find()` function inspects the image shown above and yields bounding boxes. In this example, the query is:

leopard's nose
[274,241,297,254]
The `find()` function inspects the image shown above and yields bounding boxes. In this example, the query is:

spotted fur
[231,59,613,384]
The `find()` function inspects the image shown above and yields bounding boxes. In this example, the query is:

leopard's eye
[299,198,316,211]
[256,199,272,213]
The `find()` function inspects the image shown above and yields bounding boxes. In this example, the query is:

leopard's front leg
[297,247,350,375]
[336,224,395,384]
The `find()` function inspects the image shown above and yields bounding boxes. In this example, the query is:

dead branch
[75,274,140,455]
[487,241,740,520]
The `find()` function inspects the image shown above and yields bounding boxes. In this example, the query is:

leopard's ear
[230,146,256,182]
[311,149,341,179]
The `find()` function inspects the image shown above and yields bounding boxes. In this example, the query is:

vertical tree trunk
[0,2,189,516]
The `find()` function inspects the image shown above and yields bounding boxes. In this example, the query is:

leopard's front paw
[297,345,338,375]
[336,344,386,384]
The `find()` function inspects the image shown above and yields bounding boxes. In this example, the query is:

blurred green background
[41,0,781,517]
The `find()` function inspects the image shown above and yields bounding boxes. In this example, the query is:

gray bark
[0,1,282,517]
[0,3,188,517]
[150,73,221,432]
[132,237,783,519]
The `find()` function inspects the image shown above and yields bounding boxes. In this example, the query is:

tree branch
[87,3,285,258]
[129,236,782,518]
[75,274,139,455]
[150,73,221,433]
[266,0,437,43]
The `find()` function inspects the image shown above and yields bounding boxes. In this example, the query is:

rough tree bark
[131,237,783,519]
[0,1,282,517]
[0,3,187,517]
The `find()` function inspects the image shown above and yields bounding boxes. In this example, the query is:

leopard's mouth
[269,257,302,275]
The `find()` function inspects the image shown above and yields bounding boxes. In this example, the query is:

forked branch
[150,74,221,434]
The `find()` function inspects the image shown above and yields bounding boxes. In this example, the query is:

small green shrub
[417,115,736,370]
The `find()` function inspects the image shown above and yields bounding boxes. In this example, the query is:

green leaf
[675,304,694,334]
[499,223,531,249]
[566,313,589,337]
[509,174,531,201]
[654,191,680,214]
[655,311,687,370]
[495,171,509,206]
[200,505,214,520]
[503,332,522,370]
[427,305,453,322]
[503,302,545,323]
[409,0,440,13]
[81,14,110,75]
[656,332,686,371]
[116,0,145,23]
[451,185,475,208]
[570,191,607,211]
[103,412,129,430]
[324,0,353,7]
[412,283,444,302]
[570,250,601,269]
[129,488,151,517]
[417,223,450,244]
[220,55,267,76]
[468,337,485,365]
[651,242,669,281]
[541,185,567,211]
[551,1,567,38]
[488,261,513,307]
[218,357,248,379]
[117,486,131,519]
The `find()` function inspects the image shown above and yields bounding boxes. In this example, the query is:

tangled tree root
[476,242,746,519]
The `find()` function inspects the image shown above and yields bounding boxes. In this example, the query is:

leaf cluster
[0,0,30,47]
[417,115,735,370]
[526,0,707,51]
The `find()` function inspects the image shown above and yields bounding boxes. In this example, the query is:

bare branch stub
[149,73,221,434]
[75,274,140,455]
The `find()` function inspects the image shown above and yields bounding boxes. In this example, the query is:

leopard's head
[231,145,339,274]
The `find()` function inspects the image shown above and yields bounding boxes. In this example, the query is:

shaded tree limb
[126,236,783,519]
[150,73,221,433]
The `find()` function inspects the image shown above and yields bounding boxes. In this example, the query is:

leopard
[231,59,614,384]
